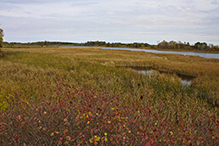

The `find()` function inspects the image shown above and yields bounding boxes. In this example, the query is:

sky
[0,0,219,45]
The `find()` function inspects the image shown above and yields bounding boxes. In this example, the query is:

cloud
[0,0,219,45]
[211,0,219,4]
[1,0,64,4]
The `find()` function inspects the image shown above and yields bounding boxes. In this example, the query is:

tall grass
[1,81,218,145]
[3,47,219,77]
[0,49,219,145]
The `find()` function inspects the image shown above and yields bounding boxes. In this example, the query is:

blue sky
[0,0,219,45]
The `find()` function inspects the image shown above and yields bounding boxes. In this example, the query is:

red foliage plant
[0,79,218,145]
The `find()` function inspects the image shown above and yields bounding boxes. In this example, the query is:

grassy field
[0,47,219,145]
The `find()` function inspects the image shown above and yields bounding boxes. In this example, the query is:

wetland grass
[0,47,219,145]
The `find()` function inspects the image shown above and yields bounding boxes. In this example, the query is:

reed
[0,48,219,145]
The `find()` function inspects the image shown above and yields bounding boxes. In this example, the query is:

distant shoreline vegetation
[2,40,219,53]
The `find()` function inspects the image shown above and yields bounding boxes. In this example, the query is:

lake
[67,46,219,59]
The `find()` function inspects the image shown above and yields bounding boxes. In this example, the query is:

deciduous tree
[0,28,5,57]
[0,28,4,48]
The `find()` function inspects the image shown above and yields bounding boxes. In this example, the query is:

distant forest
[2,40,219,52]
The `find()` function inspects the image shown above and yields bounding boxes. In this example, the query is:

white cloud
[0,0,219,45]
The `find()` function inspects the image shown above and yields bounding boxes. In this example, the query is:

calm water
[119,66,194,86]
[102,47,219,59]
[67,46,219,59]
[133,69,194,86]
[67,46,217,85]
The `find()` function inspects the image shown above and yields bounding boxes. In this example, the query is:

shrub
[0,91,11,111]
[0,50,5,58]
[0,80,218,145]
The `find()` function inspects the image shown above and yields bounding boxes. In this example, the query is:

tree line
[2,41,150,48]
[82,41,151,48]
[157,40,219,52]
[2,40,218,52]
[0,27,218,52]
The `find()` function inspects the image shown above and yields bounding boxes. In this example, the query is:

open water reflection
[132,67,195,86]
[67,46,219,59]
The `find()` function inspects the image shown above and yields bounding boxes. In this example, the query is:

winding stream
[66,46,219,85]
[67,46,219,59]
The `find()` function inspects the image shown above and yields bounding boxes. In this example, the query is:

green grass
[0,48,219,145]
[1,50,217,113]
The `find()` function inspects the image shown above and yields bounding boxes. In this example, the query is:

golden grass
[0,47,219,145]
[1,47,219,107]
[3,47,219,76]
[0,47,218,109]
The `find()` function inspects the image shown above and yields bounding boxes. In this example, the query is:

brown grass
[3,47,219,76]
[0,47,219,145]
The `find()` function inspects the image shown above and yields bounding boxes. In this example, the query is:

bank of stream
[66,46,219,59]
[117,66,196,86]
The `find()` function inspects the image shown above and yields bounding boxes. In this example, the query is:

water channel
[119,66,195,86]
[66,46,218,85]
[67,46,219,59]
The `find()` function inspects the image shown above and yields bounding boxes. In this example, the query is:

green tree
[169,41,178,49]
[194,42,208,50]
[215,45,219,51]
[0,28,5,57]
[158,40,169,49]
[0,28,4,48]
